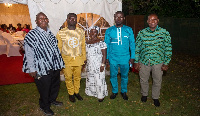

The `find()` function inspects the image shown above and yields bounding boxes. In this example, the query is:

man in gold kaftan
[56,13,86,102]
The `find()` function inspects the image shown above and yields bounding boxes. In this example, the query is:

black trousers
[35,70,60,110]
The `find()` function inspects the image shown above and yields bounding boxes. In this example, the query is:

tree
[122,0,200,18]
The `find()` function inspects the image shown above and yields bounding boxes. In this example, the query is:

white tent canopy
[1,0,122,35]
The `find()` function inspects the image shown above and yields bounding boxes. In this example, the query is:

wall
[126,15,145,39]
[0,3,31,28]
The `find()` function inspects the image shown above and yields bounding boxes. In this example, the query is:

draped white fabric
[0,0,27,4]
[1,0,122,35]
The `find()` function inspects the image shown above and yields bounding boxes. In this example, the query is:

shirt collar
[114,25,124,28]
[146,25,159,32]
[65,27,80,31]
[36,26,50,33]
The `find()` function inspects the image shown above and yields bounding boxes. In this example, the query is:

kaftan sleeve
[56,32,63,54]
[129,28,135,59]
[134,31,142,63]
[164,31,172,65]
[22,35,36,73]
[104,29,111,59]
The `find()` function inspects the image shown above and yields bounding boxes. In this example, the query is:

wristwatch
[101,63,105,67]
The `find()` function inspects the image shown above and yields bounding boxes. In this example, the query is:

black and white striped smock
[22,26,65,76]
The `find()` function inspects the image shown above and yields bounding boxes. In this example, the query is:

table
[12,36,24,49]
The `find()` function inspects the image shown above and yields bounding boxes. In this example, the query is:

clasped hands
[83,60,105,72]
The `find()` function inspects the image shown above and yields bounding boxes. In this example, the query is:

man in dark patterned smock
[22,12,65,116]
[134,13,172,107]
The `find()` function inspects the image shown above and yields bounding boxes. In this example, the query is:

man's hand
[84,60,87,65]
[161,64,168,71]
[129,59,134,67]
[82,60,87,67]
[82,60,87,71]
[134,63,140,71]
[106,59,109,65]
[29,72,37,78]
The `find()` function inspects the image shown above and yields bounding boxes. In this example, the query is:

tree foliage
[123,0,200,18]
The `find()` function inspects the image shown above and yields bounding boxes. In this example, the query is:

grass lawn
[0,53,199,116]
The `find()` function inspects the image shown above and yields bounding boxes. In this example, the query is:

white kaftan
[85,41,108,99]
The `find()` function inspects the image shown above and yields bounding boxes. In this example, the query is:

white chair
[0,37,7,55]
[0,33,6,44]
[0,30,5,43]
[2,32,19,44]
[0,30,3,34]
[0,43,7,55]
[0,31,7,55]
[2,32,21,57]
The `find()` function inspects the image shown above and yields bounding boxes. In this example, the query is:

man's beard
[116,23,122,26]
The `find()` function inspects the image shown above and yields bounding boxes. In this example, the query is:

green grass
[0,53,199,116]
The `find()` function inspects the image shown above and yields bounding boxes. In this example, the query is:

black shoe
[40,108,54,116]
[69,95,76,102]
[110,93,118,99]
[141,96,147,102]
[121,92,128,100]
[98,98,104,102]
[74,93,83,101]
[153,99,160,107]
[51,101,63,106]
